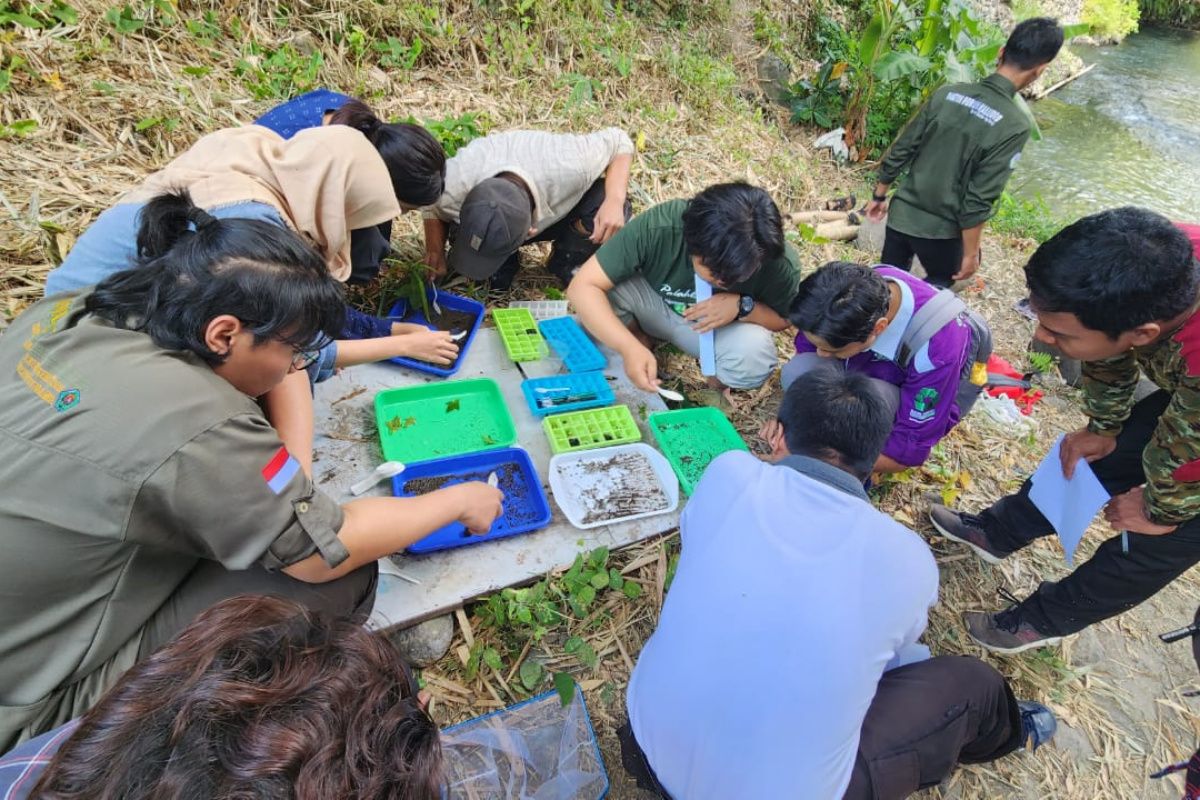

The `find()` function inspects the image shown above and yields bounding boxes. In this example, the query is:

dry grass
[2,2,1197,798]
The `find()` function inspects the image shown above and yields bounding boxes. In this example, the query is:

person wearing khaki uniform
[0,192,504,752]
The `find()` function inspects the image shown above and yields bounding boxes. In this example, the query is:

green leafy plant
[376,258,434,321]
[1027,350,1056,374]
[0,0,75,28]
[104,4,145,34]
[236,42,323,100]
[1082,0,1139,41]
[990,190,1064,243]
[0,118,37,138]
[373,35,424,70]
[1138,0,1200,27]
[0,55,27,93]
[789,59,848,129]
[134,115,179,133]
[563,72,603,107]
[183,10,220,43]
[410,112,484,157]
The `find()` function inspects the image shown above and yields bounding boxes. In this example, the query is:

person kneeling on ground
[421,127,634,289]
[0,192,503,752]
[621,369,1055,800]
[783,261,988,474]
[567,182,800,392]
[0,595,442,800]
[929,207,1200,655]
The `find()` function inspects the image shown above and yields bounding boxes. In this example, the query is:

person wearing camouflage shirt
[926,208,1200,654]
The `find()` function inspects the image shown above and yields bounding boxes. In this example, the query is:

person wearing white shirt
[420,128,634,288]
[622,369,1056,799]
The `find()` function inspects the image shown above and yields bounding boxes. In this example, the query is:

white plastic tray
[509,300,570,320]
[548,443,679,530]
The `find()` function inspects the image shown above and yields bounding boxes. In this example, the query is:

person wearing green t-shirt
[566,183,801,391]
[865,18,1063,288]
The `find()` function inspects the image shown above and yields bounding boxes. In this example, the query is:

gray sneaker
[964,598,1063,655]
[929,504,1007,565]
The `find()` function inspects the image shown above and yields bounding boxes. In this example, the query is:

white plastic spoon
[350,461,406,496]
[657,386,684,402]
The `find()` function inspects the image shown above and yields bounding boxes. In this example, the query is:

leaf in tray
[402,416,416,428]
[481,434,497,445]
[445,398,461,413]
[385,415,403,434]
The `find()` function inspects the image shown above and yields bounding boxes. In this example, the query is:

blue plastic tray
[539,316,606,373]
[385,289,485,377]
[393,447,551,554]
[520,372,615,418]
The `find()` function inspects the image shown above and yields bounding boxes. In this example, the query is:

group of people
[1,10,1198,800]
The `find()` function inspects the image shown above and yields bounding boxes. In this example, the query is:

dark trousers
[977,389,1200,636]
[138,559,378,659]
[348,220,393,284]
[618,656,1021,800]
[881,226,963,288]
[844,656,1022,799]
[530,178,632,284]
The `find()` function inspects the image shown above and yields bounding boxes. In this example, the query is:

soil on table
[559,451,670,526]
[401,306,478,368]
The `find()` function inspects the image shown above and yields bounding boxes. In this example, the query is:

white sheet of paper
[694,275,717,376]
[1028,435,1111,565]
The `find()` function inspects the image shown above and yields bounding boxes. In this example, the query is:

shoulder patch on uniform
[910,387,940,422]
[1173,311,1200,376]
[262,446,301,494]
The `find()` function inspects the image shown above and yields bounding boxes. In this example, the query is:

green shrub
[990,191,1065,243]
[1138,0,1200,28]
[1082,0,1139,41]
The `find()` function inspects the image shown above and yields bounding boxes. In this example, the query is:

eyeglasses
[291,347,321,372]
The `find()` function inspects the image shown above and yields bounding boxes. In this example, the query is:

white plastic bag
[972,394,1036,437]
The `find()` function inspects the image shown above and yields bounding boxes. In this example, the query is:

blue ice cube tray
[539,316,606,373]
[520,372,615,418]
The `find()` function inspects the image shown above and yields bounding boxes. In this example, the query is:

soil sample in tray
[401,306,479,368]
[552,448,676,527]
[401,463,545,529]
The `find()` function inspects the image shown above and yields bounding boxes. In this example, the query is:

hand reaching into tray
[398,328,460,366]
[454,481,505,535]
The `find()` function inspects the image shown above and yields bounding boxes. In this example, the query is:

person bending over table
[929,207,1200,654]
[420,127,634,290]
[622,369,1055,800]
[0,192,502,752]
[0,595,443,800]
[783,261,982,474]
[566,182,801,392]
[43,124,457,475]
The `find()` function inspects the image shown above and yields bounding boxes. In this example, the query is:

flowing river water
[1011,26,1200,223]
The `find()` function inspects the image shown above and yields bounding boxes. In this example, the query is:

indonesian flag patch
[261,446,301,494]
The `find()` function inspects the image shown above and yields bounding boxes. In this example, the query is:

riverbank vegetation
[1139,0,1200,28]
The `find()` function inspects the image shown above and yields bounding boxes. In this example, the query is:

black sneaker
[487,253,522,292]
[928,504,1007,565]
[964,589,1064,655]
[1018,700,1057,751]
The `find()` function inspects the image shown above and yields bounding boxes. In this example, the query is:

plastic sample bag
[441,683,609,800]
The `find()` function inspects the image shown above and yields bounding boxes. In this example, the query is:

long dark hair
[85,190,346,364]
[31,595,443,800]
[330,99,446,207]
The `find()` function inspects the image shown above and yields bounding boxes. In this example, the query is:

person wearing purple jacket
[782,261,974,474]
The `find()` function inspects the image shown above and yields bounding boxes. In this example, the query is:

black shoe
[928,504,1007,565]
[487,253,522,292]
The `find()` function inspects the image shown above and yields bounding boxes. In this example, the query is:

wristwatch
[737,294,755,319]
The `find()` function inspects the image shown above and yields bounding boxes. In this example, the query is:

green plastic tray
[648,407,749,495]
[493,307,548,362]
[543,405,641,454]
[374,378,516,463]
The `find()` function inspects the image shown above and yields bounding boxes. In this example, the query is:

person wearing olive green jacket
[865,17,1064,287]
